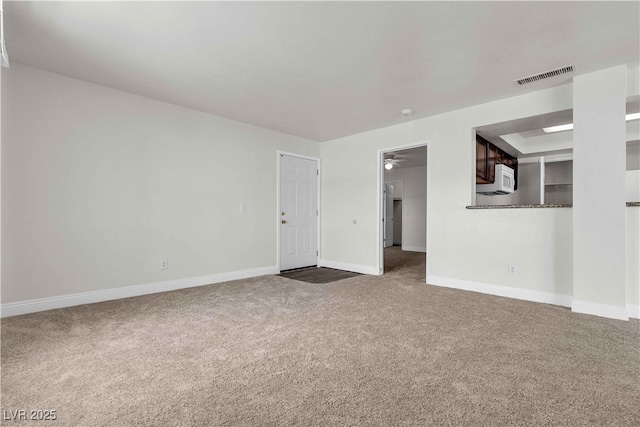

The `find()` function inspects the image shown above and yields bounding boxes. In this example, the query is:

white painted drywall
[0,64,3,309]
[573,66,627,312]
[385,166,426,252]
[321,83,576,296]
[627,207,640,309]
[629,143,640,171]
[627,170,640,202]
[321,68,640,314]
[1,63,319,304]
[3,62,639,318]
[627,168,640,309]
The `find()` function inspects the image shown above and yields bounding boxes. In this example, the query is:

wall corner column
[572,65,628,320]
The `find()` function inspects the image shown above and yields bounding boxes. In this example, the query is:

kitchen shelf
[541,158,573,205]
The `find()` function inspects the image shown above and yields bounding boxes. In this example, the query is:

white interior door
[280,154,318,270]
[384,183,394,248]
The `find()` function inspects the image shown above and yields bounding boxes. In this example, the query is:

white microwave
[476,164,515,195]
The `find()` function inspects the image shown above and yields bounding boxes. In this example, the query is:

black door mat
[279,267,362,284]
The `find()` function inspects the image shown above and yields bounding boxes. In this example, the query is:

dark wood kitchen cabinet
[476,138,489,183]
[476,135,518,189]
[486,143,498,183]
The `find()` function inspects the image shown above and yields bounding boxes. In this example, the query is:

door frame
[385,179,404,246]
[377,141,430,277]
[383,183,395,248]
[276,151,321,273]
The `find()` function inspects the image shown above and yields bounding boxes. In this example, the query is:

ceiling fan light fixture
[384,157,395,170]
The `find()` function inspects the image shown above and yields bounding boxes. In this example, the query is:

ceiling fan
[384,155,399,170]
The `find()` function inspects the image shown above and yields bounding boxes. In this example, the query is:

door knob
[281,220,287,224]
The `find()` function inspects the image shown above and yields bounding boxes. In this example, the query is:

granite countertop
[467,202,640,209]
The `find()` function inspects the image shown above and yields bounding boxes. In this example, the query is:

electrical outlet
[160,259,168,270]
[508,264,517,275]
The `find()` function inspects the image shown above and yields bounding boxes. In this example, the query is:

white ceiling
[476,96,640,158]
[4,1,640,142]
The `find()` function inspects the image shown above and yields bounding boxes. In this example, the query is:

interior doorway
[378,143,428,278]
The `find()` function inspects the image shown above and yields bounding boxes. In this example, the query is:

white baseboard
[0,266,279,318]
[572,300,629,321]
[318,259,380,276]
[426,275,573,308]
[5,268,634,321]
[401,246,426,253]
[427,275,637,321]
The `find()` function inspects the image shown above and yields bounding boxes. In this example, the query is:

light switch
[240,203,247,212]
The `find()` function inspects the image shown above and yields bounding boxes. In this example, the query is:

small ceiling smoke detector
[401,108,414,117]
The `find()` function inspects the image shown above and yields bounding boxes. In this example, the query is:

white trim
[277,151,321,273]
[539,156,545,204]
[428,275,635,321]
[571,300,629,321]
[0,266,278,318]
[377,141,429,276]
[318,259,379,276]
[427,275,573,308]
[402,246,426,253]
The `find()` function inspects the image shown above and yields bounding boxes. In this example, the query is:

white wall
[321,68,640,318]
[0,65,3,308]
[3,62,638,320]
[572,66,627,318]
[385,166,426,252]
[627,207,640,311]
[628,170,640,202]
[1,63,319,305]
[627,171,640,313]
[321,83,575,294]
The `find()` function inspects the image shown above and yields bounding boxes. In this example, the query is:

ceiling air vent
[515,65,574,86]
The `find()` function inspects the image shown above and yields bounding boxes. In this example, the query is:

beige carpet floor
[1,247,639,426]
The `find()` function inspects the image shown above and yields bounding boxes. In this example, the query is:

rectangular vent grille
[515,65,574,85]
